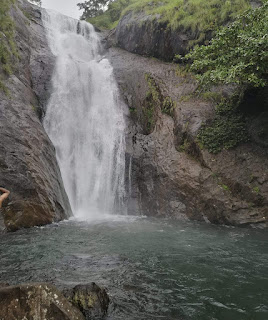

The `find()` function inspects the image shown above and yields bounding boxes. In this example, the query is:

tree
[186,1,268,89]
[77,0,112,20]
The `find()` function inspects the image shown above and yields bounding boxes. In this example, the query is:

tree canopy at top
[77,0,112,20]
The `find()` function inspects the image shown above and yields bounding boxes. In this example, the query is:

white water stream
[42,10,126,220]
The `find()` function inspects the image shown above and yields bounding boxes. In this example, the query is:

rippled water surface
[0,217,267,320]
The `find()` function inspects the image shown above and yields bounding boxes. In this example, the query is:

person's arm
[0,187,10,203]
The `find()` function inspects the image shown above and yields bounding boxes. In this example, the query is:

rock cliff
[1,0,266,231]
[115,11,193,61]
[0,0,72,232]
[114,1,263,61]
[107,47,268,227]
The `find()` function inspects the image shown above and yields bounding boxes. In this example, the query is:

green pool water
[0,216,267,320]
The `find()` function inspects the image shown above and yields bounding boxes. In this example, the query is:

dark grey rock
[108,47,268,227]
[114,11,207,61]
[0,0,72,231]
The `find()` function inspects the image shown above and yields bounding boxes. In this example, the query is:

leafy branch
[185,1,268,89]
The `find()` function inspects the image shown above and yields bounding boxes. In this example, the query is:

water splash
[42,10,126,220]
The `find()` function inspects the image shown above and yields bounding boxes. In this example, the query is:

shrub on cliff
[186,1,268,89]
[186,2,267,153]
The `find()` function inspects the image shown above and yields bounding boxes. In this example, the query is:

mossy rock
[0,283,85,320]
[63,283,110,320]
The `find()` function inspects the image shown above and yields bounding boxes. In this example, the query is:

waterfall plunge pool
[5,10,265,320]
[0,216,267,320]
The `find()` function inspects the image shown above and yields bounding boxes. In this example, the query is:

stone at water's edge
[0,283,85,320]
[63,283,110,320]
[0,0,72,231]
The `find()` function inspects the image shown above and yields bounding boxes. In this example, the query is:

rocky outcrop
[0,0,72,232]
[63,283,110,319]
[0,283,85,320]
[113,1,262,61]
[108,47,268,226]
[115,11,193,61]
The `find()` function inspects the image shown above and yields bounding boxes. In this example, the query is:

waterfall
[42,10,126,220]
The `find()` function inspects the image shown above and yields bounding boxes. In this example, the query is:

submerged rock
[0,0,72,231]
[0,283,85,320]
[63,283,110,319]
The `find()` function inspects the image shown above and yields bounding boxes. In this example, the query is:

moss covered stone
[141,73,175,133]
[63,283,110,320]
[197,97,249,153]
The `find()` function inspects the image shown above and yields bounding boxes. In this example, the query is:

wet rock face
[115,11,205,61]
[0,0,72,231]
[108,47,268,227]
[0,283,85,320]
[63,283,110,320]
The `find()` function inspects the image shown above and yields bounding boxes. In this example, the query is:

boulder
[63,283,110,319]
[0,283,85,320]
[0,0,72,231]
[115,11,193,61]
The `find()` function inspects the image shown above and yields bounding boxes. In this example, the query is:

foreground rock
[0,0,72,231]
[63,283,110,319]
[0,283,85,320]
[108,47,268,226]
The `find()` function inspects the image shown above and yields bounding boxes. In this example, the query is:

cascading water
[42,10,126,220]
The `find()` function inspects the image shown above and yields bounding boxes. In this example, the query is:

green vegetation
[181,2,267,154]
[22,9,32,22]
[78,0,110,20]
[83,1,267,155]
[145,74,175,117]
[253,186,260,194]
[162,96,176,116]
[186,1,268,89]
[142,73,159,133]
[141,73,175,133]
[178,138,190,153]
[84,0,252,33]
[220,184,230,191]
[0,79,9,95]
[0,0,18,93]
[197,96,249,153]
[200,91,225,104]
[87,0,132,29]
